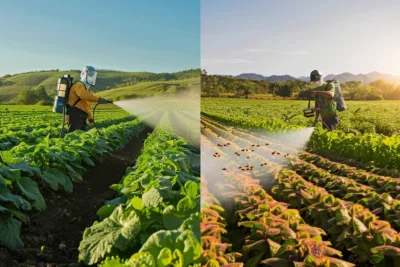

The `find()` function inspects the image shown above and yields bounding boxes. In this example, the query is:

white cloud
[201,58,254,65]
[281,50,309,55]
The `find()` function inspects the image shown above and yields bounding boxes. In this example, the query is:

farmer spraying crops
[310,70,340,131]
[66,66,111,133]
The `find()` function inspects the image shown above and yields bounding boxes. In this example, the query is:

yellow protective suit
[68,81,99,120]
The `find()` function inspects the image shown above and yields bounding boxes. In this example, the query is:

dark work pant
[67,107,88,133]
[322,115,339,131]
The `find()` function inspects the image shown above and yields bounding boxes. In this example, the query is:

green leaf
[83,156,95,167]
[304,255,317,266]
[98,256,126,267]
[163,205,183,230]
[0,151,15,164]
[0,184,31,210]
[105,195,130,206]
[371,245,400,257]
[139,230,182,258]
[275,238,297,257]
[139,229,200,267]
[157,248,173,267]
[174,156,191,173]
[126,252,156,267]
[175,230,201,266]
[369,252,384,264]
[41,168,73,193]
[130,197,144,211]
[96,204,117,221]
[352,216,367,234]
[0,215,23,250]
[177,197,197,213]
[182,181,199,198]
[179,212,200,241]
[172,248,185,266]
[16,176,45,211]
[78,206,141,265]
[142,188,163,208]
[267,239,281,257]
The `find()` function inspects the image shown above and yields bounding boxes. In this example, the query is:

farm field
[0,102,200,266]
[202,98,400,136]
[202,98,400,173]
[200,98,400,267]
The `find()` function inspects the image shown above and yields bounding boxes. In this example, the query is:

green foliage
[78,126,200,265]
[0,69,200,103]
[78,206,141,265]
[201,70,400,100]
[16,86,52,105]
[0,108,145,250]
[201,98,400,136]
[96,78,199,102]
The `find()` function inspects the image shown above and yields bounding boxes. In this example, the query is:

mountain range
[235,72,400,84]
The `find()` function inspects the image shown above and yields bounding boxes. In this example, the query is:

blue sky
[202,0,400,77]
[0,0,200,76]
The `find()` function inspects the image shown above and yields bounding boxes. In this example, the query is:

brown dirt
[1,126,153,267]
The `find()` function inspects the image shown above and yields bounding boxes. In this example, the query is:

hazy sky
[0,0,200,76]
[202,0,400,77]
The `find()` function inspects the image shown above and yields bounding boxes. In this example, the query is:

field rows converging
[0,100,201,266]
[200,114,400,267]
[201,98,400,174]
[77,111,201,266]
[0,115,147,251]
[0,107,136,151]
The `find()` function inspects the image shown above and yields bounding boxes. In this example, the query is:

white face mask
[314,80,323,87]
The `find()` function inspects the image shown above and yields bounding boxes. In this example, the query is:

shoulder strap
[71,81,86,107]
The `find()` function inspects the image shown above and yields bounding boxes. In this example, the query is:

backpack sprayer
[302,78,347,130]
[53,74,112,137]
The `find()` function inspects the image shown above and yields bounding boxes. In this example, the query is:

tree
[17,88,36,104]
[277,83,294,97]
[242,87,251,99]
[269,82,279,96]
[16,86,52,105]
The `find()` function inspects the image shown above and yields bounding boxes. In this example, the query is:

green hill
[0,69,200,103]
[96,78,200,101]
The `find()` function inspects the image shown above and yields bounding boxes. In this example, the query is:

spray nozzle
[303,107,315,118]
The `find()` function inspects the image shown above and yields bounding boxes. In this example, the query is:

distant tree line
[201,70,400,100]
[16,86,52,105]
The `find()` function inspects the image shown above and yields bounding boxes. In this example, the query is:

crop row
[0,118,146,251]
[202,115,400,194]
[202,109,400,170]
[201,120,400,266]
[201,175,241,267]
[77,116,201,266]
[201,131,354,267]
[0,112,137,151]
[202,116,400,233]
[200,99,400,137]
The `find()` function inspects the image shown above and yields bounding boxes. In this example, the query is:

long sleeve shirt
[68,81,99,120]
[315,82,337,120]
